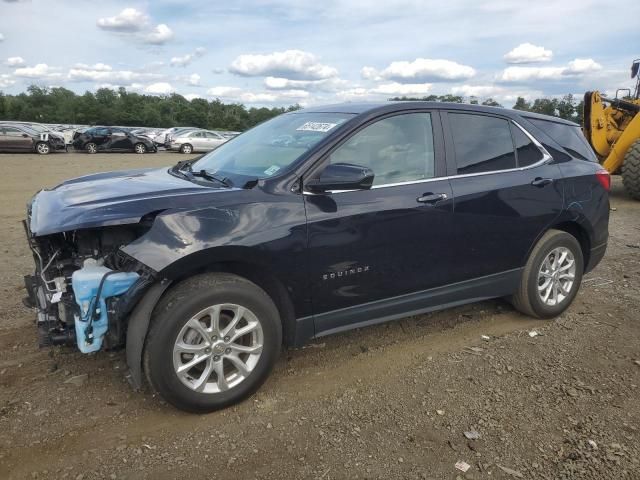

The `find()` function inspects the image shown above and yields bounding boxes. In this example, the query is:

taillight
[595,169,611,191]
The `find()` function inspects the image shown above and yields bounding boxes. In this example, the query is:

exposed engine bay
[23,219,156,353]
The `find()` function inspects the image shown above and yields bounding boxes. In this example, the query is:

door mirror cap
[306,163,375,193]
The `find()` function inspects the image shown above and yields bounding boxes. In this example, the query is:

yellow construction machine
[584,59,640,199]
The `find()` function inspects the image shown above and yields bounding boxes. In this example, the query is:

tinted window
[527,118,597,162]
[449,113,516,174]
[94,128,110,136]
[329,113,435,186]
[512,125,543,167]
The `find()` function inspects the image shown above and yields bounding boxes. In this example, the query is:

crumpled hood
[28,167,238,236]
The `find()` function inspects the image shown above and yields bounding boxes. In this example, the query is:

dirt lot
[0,151,639,480]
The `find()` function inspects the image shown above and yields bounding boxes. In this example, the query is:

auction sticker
[264,165,281,175]
[296,122,337,133]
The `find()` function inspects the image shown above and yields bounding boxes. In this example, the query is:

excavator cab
[583,59,640,199]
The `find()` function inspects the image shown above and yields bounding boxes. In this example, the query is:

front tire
[134,143,147,154]
[36,142,50,155]
[180,143,193,154]
[622,139,640,200]
[85,142,97,154]
[511,229,584,319]
[144,273,282,413]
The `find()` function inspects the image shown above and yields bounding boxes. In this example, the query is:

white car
[169,129,229,154]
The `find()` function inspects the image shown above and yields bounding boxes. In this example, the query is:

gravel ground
[0,151,639,480]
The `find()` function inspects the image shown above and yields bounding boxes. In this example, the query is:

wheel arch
[126,253,298,389]
[548,221,591,269]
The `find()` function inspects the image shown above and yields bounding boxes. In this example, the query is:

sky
[0,0,639,107]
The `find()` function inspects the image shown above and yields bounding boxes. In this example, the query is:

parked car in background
[220,131,241,139]
[163,127,198,149]
[23,102,609,412]
[0,121,66,150]
[168,129,230,153]
[72,127,157,154]
[0,123,64,154]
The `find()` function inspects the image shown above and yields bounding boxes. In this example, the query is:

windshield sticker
[296,122,338,133]
[264,165,281,176]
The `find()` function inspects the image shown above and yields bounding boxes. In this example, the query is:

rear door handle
[531,177,553,187]
[417,192,448,204]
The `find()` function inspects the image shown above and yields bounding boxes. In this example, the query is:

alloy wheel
[135,143,146,154]
[172,304,264,394]
[537,246,576,306]
[37,143,50,154]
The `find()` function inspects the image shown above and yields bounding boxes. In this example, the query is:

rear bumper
[585,242,607,273]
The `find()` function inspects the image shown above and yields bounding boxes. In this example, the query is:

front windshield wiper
[190,169,233,188]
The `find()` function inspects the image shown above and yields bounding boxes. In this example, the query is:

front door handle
[417,192,448,205]
[531,177,553,187]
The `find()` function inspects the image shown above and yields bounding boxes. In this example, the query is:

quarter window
[329,113,435,186]
[512,125,543,167]
[449,113,516,174]
[527,118,597,162]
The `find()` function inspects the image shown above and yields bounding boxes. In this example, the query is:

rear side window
[527,118,597,162]
[449,113,516,174]
[512,126,543,167]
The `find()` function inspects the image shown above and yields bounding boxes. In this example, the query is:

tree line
[0,86,586,131]
[390,93,585,124]
[0,86,301,131]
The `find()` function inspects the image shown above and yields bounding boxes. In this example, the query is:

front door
[304,111,456,333]
[109,130,133,151]
[442,111,564,283]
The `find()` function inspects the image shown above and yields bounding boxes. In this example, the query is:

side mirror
[305,163,374,193]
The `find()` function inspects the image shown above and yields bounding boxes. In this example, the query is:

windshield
[191,112,355,182]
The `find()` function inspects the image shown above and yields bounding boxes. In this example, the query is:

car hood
[28,167,239,236]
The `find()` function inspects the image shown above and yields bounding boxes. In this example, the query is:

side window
[4,127,22,135]
[329,113,435,186]
[527,118,596,162]
[205,131,222,139]
[94,128,110,136]
[189,132,202,138]
[512,125,543,167]
[449,113,516,174]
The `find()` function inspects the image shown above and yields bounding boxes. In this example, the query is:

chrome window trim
[302,119,552,195]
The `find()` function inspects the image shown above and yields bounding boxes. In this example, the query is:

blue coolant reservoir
[72,260,139,354]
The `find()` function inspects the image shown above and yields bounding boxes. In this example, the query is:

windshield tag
[264,165,281,176]
[296,122,337,133]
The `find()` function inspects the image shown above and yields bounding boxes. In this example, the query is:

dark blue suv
[24,102,609,412]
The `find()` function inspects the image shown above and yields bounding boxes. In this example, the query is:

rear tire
[144,273,282,413]
[622,139,640,200]
[511,229,583,319]
[180,144,193,154]
[35,142,50,155]
[85,142,97,154]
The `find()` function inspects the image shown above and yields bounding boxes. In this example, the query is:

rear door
[109,130,133,151]
[204,131,225,150]
[189,131,206,151]
[92,128,111,150]
[304,111,457,331]
[442,111,563,282]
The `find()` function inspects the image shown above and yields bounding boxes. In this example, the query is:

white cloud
[5,56,25,66]
[207,86,309,103]
[67,68,163,83]
[504,43,553,64]
[144,82,173,95]
[97,8,173,45]
[73,63,112,71]
[14,64,61,79]
[264,76,347,92]
[450,84,505,97]
[336,82,432,100]
[500,58,602,82]
[170,47,206,67]
[186,73,201,86]
[366,58,476,83]
[0,74,15,89]
[97,8,149,32]
[144,24,173,45]
[229,50,338,80]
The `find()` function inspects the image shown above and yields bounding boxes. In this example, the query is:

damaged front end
[23,211,156,354]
